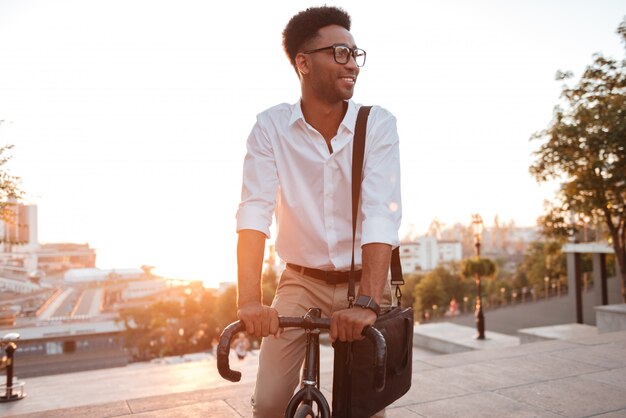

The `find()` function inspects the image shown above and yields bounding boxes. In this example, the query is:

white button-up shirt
[236,100,401,271]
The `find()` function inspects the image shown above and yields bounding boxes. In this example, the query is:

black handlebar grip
[362,326,387,392]
[216,320,246,382]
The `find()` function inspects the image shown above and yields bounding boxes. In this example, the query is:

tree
[0,125,24,242]
[413,265,469,318]
[118,299,182,360]
[118,286,221,361]
[261,263,278,307]
[413,273,445,317]
[461,257,496,309]
[215,284,238,329]
[530,18,626,302]
[515,241,568,296]
[461,258,496,279]
[401,272,423,309]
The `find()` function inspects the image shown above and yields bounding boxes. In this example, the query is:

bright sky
[0,0,624,287]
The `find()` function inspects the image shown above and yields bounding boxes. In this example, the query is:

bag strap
[391,246,405,305]
[349,106,370,306]
[349,106,405,307]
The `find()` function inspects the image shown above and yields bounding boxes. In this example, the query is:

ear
[295,53,309,76]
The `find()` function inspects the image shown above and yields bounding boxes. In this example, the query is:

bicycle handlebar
[216,316,387,391]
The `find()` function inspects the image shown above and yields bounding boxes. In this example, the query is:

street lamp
[471,213,486,340]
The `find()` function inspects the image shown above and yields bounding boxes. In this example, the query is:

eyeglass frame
[301,43,366,67]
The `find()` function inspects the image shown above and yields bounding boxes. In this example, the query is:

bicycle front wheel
[294,403,315,418]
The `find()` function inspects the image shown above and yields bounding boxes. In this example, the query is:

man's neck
[300,96,348,142]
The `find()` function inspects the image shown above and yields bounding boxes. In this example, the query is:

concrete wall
[596,304,626,333]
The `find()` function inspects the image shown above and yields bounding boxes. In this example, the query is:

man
[235,6,401,417]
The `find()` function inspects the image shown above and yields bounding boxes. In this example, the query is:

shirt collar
[288,100,305,126]
[288,99,359,133]
[341,100,358,134]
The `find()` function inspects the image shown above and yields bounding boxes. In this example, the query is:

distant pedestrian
[232,332,250,360]
[449,297,458,317]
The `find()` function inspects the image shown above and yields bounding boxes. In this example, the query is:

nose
[345,54,359,72]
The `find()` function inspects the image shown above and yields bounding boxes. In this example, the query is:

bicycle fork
[284,308,331,418]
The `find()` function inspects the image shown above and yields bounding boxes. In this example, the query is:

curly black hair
[282,6,351,71]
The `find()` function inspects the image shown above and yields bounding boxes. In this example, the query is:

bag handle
[389,316,413,375]
[350,106,404,307]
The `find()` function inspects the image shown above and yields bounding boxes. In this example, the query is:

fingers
[255,307,277,338]
[330,313,356,342]
[239,312,256,336]
[331,308,376,343]
[269,310,280,335]
[237,304,280,338]
[331,313,363,342]
[348,320,366,342]
[260,312,270,336]
[245,319,256,336]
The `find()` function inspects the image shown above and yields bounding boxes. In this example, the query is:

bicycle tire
[293,403,315,418]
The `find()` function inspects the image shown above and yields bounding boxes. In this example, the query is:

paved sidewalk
[2,329,626,417]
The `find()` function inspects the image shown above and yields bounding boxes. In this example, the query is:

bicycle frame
[283,308,330,417]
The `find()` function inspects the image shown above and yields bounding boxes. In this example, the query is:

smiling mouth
[340,75,356,84]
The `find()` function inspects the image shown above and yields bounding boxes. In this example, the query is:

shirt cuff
[236,207,271,238]
[361,216,399,248]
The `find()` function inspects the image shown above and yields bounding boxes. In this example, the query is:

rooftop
[1,326,625,417]
[8,319,124,340]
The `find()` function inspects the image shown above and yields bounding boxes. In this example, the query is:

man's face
[302,25,360,103]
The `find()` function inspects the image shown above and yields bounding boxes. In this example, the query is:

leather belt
[286,263,361,285]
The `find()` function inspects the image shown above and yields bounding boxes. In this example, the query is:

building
[54,267,169,314]
[0,276,42,294]
[26,243,97,275]
[400,236,463,273]
[0,202,37,250]
[0,242,97,279]
[6,320,128,377]
[64,267,145,284]
[481,226,540,257]
[0,203,97,277]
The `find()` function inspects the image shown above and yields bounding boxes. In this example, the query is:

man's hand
[330,307,377,342]
[237,302,280,338]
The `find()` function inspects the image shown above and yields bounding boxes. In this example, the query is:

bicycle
[217,307,387,418]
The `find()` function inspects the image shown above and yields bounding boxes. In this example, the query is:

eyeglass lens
[335,46,366,67]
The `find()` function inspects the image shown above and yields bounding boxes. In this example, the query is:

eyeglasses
[302,44,366,67]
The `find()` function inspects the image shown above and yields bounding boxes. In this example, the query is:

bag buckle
[395,285,403,307]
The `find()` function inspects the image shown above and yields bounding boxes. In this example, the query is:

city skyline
[1,1,624,287]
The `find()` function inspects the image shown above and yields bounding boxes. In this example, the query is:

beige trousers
[251,267,390,418]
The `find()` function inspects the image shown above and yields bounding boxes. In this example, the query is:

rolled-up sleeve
[235,118,279,238]
[360,107,402,248]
